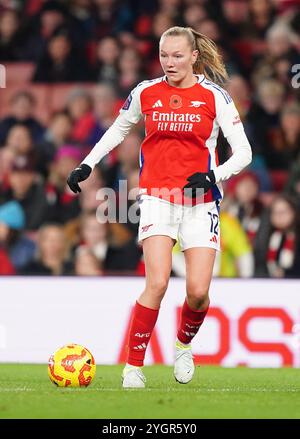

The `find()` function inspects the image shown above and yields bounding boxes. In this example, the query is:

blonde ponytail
[160,26,228,86]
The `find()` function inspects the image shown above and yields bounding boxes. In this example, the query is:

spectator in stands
[79,164,105,214]
[0,200,35,271]
[33,30,91,83]
[117,131,141,173]
[105,221,142,273]
[38,111,73,172]
[224,171,264,246]
[214,211,254,277]
[74,246,103,276]
[245,79,285,169]
[252,22,299,87]
[79,165,142,274]
[1,123,52,176]
[220,0,249,40]
[172,211,254,278]
[290,9,300,44]
[226,74,251,119]
[78,210,108,265]
[77,199,141,274]
[0,124,34,182]
[117,47,144,98]
[66,88,96,145]
[254,194,300,278]
[20,223,73,275]
[93,36,120,84]
[0,9,22,61]
[0,243,15,274]
[69,0,95,43]
[0,0,299,278]
[158,0,183,23]
[284,104,300,205]
[0,155,49,231]
[87,83,117,147]
[217,75,252,169]
[194,18,221,42]
[104,166,142,273]
[125,167,140,236]
[20,0,68,62]
[1,124,34,157]
[244,0,276,39]
[265,22,296,61]
[195,18,244,76]
[183,2,208,29]
[147,12,174,76]
[93,0,134,40]
[46,145,82,224]
[269,101,300,170]
[0,147,14,186]
[285,162,300,210]
[0,91,45,145]
[114,131,141,184]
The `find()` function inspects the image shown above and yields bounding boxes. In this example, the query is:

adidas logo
[133,343,147,350]
[152,100,163,108]
[210,235,217,243]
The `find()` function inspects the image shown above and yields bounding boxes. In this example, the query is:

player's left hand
[67,164,92,193]
[183,170,216,196]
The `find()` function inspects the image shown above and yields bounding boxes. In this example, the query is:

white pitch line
[0,387,34,392]
[92,388,300,393]
[0,387,299,393]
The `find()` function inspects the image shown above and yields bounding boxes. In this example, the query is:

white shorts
[138,195,221,251]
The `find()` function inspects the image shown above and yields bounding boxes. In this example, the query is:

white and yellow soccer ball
[48,344,96,387]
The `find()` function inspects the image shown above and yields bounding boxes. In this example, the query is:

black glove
[183,170,216,197]
[67,164,92,193]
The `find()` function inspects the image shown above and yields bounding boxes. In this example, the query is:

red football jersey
[120,74,244,204]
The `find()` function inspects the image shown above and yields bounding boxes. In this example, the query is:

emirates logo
[169,95,182,109]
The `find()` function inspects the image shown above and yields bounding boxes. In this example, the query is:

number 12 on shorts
[208,212,219,235]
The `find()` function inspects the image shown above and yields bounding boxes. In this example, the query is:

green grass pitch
[0,364,300,419]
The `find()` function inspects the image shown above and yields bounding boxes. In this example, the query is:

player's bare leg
[122,235,174,388]
[174,247,216,383]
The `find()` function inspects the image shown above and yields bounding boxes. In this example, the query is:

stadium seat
[0,85,51,125]
[49,83,97,113]
[4,63,35,86]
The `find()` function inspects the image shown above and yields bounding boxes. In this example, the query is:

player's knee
[147,277,169,297]
[186,283,209,307]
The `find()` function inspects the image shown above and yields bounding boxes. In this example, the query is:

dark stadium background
[0,0,300,424]
[0,0,299,279]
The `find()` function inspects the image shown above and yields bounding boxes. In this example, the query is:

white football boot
[122,364,146,388]
[174,339,195,384]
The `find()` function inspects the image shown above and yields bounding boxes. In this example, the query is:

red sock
[177,299,209,344]
[127,301,159,367]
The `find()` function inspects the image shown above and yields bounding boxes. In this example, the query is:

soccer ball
[48,344,96,387]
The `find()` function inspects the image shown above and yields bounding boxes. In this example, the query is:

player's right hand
[67,164,92,193]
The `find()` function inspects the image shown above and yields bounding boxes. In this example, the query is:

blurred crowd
[0,0,300,278]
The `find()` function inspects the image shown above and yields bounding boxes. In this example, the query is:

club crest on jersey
[141,224,153,233]
[189,101,206,108]
[169,95,182,109]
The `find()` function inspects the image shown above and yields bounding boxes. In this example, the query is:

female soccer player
[67,27,252,388]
